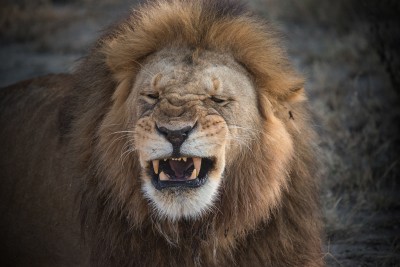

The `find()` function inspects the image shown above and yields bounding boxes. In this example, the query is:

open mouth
[148,157,214,190]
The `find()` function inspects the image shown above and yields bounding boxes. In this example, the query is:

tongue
[169,160,193,179]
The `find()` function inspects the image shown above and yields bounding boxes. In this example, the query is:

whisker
[104,135,128,155]
[119,142,134,168]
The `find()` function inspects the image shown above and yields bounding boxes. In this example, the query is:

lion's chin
[142,175,221,220]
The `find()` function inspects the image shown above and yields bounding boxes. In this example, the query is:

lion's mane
[72,1,323,266]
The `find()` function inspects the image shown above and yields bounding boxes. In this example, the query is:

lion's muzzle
[148,121,218,190]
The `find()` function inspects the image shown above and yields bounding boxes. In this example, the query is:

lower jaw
[151,176,208,190]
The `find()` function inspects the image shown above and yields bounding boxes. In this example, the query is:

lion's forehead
[151,66,241,95]
[140,48,255,98]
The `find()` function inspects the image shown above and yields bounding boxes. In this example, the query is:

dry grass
[0,0,399,266]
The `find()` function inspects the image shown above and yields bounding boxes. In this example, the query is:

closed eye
[210,96,229,105]
[141,92,159,100]
[147,93,159,99]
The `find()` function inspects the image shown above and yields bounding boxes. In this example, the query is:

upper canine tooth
[193,157,202,174]
[152,160,159,174]
[183,157,187,162]
[159,171,169,181]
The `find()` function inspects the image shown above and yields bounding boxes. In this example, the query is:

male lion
[0,0,323,266]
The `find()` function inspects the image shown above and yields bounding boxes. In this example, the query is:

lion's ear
[102,38,138,107]
[103,37,119,72]
[103,38,131,82]
[259,83,306,119]
[258,69,305,103]
[273,73,305,103]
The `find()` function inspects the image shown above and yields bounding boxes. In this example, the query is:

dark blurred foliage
[261,0,400,95]
[0,0,85,6]
[359,2,400,192]
[0,0,97,43]
[359,0,400,95]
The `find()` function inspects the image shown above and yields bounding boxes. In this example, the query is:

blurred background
[1,0,399,265]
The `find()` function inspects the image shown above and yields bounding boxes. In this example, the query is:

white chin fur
[142,177,221,221]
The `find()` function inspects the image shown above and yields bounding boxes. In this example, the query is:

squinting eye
[147,93,159,99]
[210,96,226,104]
[141,92,159,100]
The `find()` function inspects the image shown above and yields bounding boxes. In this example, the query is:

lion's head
[80,0,304,222]
[131,48,261,219]
[74,0,321,265]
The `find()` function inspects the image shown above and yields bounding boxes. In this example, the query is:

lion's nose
[156,125,193,149]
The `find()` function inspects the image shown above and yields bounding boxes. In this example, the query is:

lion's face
[128,48,260,220]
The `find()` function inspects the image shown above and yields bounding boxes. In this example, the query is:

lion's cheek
[207,149,226,184]
[134,118,173,167]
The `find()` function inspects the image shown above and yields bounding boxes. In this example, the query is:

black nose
[156,125,193,149]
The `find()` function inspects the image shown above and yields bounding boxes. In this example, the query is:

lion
[0,0,323,266]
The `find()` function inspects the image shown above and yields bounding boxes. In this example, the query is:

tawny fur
[0,0,323,266]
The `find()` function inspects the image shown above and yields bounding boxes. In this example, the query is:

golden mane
[102,0,304,105]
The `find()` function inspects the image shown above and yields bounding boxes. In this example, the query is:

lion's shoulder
[1,74,73,104]
[0,74,75,139]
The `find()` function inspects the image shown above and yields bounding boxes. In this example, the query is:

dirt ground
[1,0,399,266]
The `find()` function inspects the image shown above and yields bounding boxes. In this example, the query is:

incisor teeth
[159,171,169,181]
[189,169,197,179]
[152,160,159,174]
[193,157,202,174]
[171,157,185,161]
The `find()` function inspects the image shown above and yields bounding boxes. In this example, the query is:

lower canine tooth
[159,171,169,181]
[190,169,197,179]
